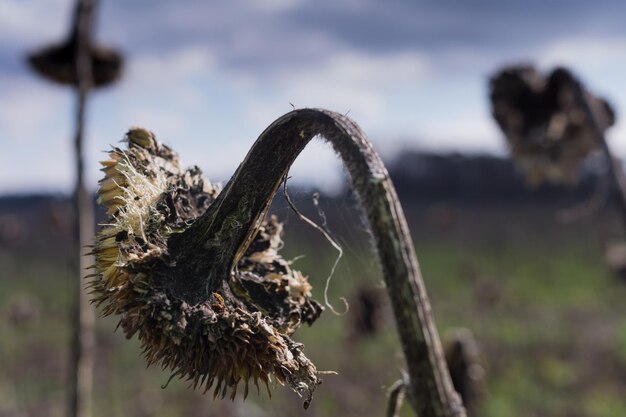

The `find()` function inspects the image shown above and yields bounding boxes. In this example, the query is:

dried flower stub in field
[90,128,323,406]
[28,41,122,88]
[490,66,615,184]
[27,1,123,89]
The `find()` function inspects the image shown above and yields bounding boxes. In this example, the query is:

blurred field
[1,194,626,417]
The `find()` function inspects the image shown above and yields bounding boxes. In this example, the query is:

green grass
[1,218,626,417]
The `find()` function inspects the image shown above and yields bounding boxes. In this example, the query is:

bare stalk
[69,1,96,417]
[171,109,465,417]
[574,84,626,230]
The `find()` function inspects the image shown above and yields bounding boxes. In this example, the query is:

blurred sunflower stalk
[26,1,123,417]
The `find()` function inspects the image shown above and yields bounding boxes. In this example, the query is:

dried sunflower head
[90,128,324,407]
[28,40,123,88]
[489,66,615,184]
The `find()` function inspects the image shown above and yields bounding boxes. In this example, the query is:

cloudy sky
[2,0,626,194]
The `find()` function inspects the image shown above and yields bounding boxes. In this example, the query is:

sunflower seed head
[490,65,615,185]
[27,40,123,88]
[91,128,324,407]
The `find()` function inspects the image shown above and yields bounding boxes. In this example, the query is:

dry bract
[490,66,615,184]
[90,128,323,406]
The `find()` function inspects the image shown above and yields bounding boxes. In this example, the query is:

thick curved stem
[172,108,465,416]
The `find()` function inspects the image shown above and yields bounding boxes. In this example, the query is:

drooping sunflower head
[90,128,324,407]
[489,66,615,184]
[28,40,123,88]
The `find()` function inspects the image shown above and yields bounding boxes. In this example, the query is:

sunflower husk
[90,128,324,407]
[28,39,123,88]
[490,66,615,184]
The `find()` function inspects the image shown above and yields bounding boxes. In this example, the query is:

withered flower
[91,109,465,417]
[489,66,615,184]
[27,1,123,88]
[28,41,122,88]
[90,128,323,405]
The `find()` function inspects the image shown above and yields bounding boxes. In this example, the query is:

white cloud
[130,46,216,84]
[0,77,68,143]
[417,111,504,153]
[286,138,346,193]
[294,51,429,87]
[0,0,70,43]
[88,46,218,143]
[242,50,431,122]
[538,37,626,70]
[536,36,626,100]
[0,74,73,193]
[249,0,301,12]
